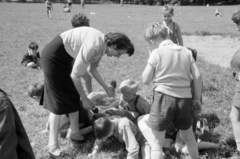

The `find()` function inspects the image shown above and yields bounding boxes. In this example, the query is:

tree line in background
[1,0,240,8]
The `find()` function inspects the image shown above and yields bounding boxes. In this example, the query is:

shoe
[48,145,64,159]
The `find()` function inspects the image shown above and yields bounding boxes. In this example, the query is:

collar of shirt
[159,39,174,48]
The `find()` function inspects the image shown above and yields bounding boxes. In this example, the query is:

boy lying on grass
[88,114,151,159]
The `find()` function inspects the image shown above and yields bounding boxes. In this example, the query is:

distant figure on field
[162,5,183,46]
[232,10,240,31]
[215,8,222,17]
[21,42,41,69]
[68,0,72,8]
[63,4,71,13]
[81,0,84,8]
[0,89,35,159]
[45,0,53,19]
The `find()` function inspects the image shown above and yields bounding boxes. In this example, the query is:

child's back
[150,43,194,98]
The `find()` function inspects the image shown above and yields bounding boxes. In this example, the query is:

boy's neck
[164,19,173,25]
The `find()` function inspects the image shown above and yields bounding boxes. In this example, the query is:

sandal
[48,145,64,159]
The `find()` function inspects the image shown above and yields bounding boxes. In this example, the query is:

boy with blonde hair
[104,79,150,122]
[139,22,202,159]
[162,5,183,46]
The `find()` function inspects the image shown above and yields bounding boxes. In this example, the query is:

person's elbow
[70,71,81,81]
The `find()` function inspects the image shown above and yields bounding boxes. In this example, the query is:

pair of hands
[82,85,115,110]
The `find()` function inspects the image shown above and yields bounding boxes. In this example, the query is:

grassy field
[0,2,239,159]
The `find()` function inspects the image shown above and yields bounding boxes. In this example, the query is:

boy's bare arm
[142,63,154,85]
[88,139,104,159]
[176,24,183,46]
[191,62,203,116]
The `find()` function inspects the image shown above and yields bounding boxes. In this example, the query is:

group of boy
[19,6,240,159]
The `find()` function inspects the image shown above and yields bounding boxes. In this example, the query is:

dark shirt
[21,52,40,67]
[0,91,35,159]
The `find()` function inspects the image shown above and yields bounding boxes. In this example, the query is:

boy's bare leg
[179,126,198,159]
[138,115,165,159]
[230,106,240,151]
[88,92,107,103]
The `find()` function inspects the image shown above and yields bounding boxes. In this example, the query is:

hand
[81,97,92,110]
[105,85,115,97]
[193,99,201,116]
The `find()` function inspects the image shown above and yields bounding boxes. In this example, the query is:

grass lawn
[0,2,239,159]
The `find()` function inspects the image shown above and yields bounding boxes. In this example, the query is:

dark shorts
[147,91,193,131]
[68,2,72,6]
[233,83,240,108]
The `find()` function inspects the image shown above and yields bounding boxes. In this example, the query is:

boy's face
[121,89,136,102]
[103,123,114,140]
[28,49,38,56]
[162,12,173,23]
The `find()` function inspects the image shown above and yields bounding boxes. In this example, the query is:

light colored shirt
[148,40,194,98]
[93,116,147,159]
[60,27,107,76]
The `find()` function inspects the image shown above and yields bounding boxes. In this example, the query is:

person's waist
[154,84,192,98]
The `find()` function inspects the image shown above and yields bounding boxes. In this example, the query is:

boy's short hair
[162,5,174,14]
[93,117,112,139]
[105,33,134,56]
[232,10,240,24]
[230,49,240,71]
[71,13,90,28]
[27,83,43,98]
[144,22,169,42]
[119,79,139,94]
[28,42,38,50]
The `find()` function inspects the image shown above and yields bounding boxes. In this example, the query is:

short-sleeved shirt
[21,52,40,66]
[148,40,194,98]
[60,27,107,76]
